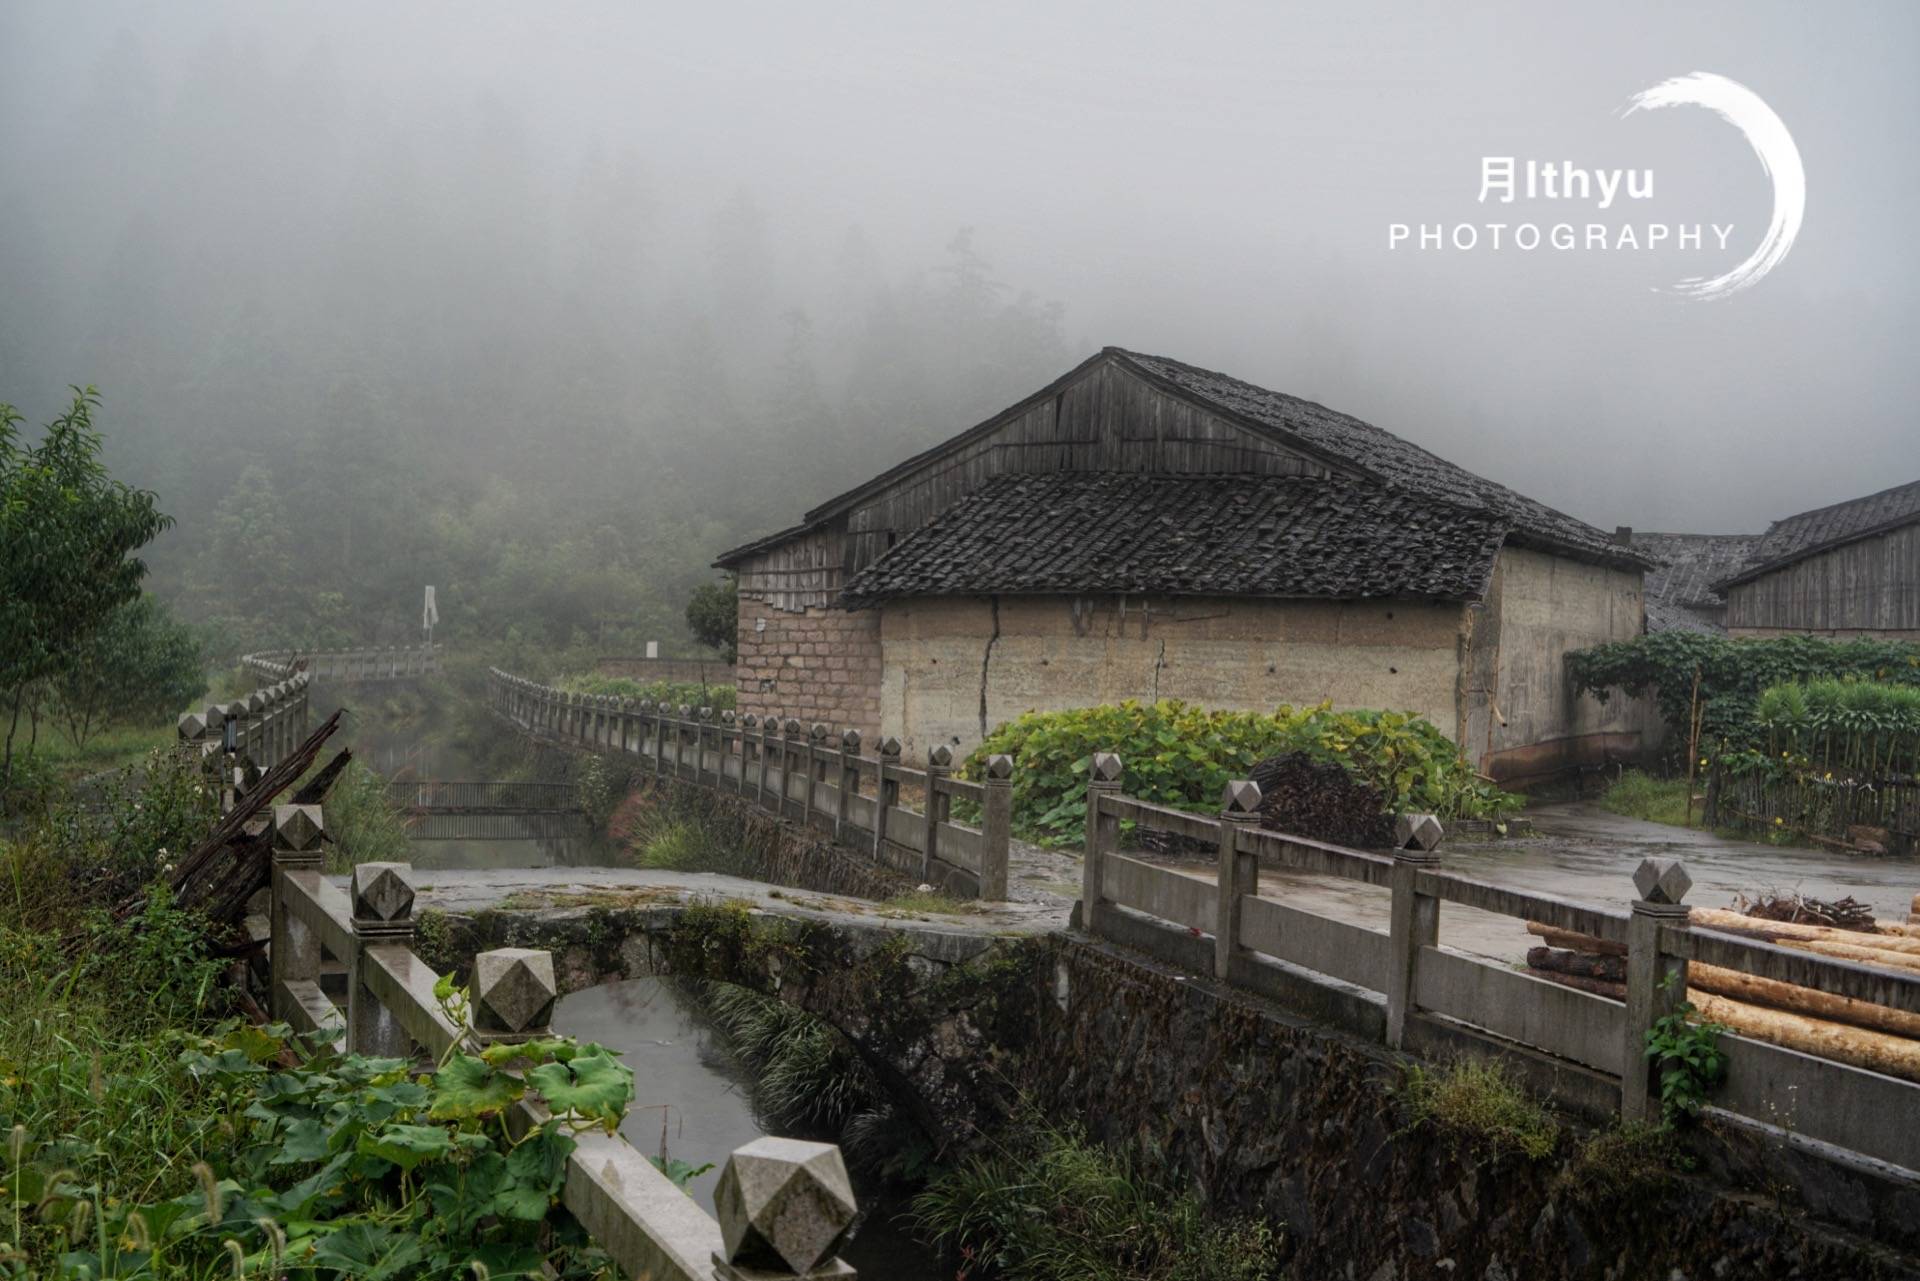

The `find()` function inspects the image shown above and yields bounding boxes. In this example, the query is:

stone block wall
[734,601,883,736]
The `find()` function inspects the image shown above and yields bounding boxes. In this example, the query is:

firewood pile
[1247,751,1393,849]
[1525,893,1920,1082]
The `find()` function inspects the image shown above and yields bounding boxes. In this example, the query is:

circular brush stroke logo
[1623,71,1804,300]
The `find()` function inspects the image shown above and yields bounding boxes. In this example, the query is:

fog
[2,1,1914,648]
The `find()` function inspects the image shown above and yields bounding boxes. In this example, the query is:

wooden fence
[1710,767,1920,856]
[244,644,442,684]
[266,804,859,1279]
[177,673,312,774]
[1081,754,1920,1173]
[487,668,1014,900]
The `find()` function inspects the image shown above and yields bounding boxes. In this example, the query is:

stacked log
[1524,906,1920,1084]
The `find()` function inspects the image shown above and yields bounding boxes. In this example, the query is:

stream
[554,977,944,1279]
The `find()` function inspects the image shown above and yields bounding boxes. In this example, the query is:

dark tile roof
[1628,532,1763,634]
[839,472,1507,607]
[1109,350,1648,569]
[1719,477,1920,588]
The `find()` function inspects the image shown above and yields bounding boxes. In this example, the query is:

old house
[1715,479,1920,639]
[1626,531,1763,634]
[717,348,1658,785]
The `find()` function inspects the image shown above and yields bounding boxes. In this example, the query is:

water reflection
[554,978,943,1279]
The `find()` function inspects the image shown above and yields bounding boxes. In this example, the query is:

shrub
[321,760,412,872]
[1397,1058,1561,1159]
[960,699,1520,846]
[1569,631,1920,762]
[912,1115,1281,1281]
[558,673,736,712]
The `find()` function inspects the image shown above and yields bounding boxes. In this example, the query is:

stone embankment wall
[420,901,1919,1280]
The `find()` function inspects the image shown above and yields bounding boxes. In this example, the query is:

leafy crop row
[959,699,1520,847]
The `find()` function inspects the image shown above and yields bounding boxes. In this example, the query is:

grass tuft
[1398,1057,1561,1159]
[1598,770,1700,828]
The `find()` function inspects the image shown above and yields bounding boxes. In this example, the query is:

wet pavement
[1142,801,1920,963]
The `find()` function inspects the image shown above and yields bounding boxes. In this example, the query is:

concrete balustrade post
[741,715,762,799]
[472,947,558,1046]
[866,737,899,861]
[980,754,1014,901]
[711,1137,858,1281]
[721,711,738,788]
[699,708,717,784]
[246,691,267,762]
[269,804,325,1025]
[1385,812,1445,1049]
[678,705,697,780]
[348,861,418,1058]
[805,723,829,829]
[1080,753,1123,935]
[835,729,860,841]
[781,719,803,815]
[760,715,781,807]
[1214,780,1265,979]
[921,745,952,884]
[1622,857,1693,1124]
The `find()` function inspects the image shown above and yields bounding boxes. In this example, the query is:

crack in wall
[978,595,1001,742]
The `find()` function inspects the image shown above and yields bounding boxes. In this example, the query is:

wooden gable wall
[837,355,1341,579]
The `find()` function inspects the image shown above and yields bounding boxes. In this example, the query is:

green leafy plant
[959,698,1520,846]
[9,1019,640,1279]
[1645,978,1727,1126]
[558,674,736,713]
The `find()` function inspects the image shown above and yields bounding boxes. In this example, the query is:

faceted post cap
[247,692,266,712]
[784,718,803,737]
[878,736,902,758]
[927,744,953,768]
[809,722,829,742]
[640,699,656,712]
[714,1137,857,1273]
[742,714,759,729]
[178,711,208,740]
[1090,752,1124,783]
[1633,857,1693,906]
[1394,813,1444,853]
[700,706,715,721]
[985,753,1015,781]
[1222,779,1263,814]
[840,728,861,751]
[273,803,325,852]
[351,862,416,923]
[678,704,694,717]
[473,947,558,1037]
[722,710,737,724]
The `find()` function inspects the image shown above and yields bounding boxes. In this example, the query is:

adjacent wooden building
[1717,479,1920,639]
[717,348,1660,785]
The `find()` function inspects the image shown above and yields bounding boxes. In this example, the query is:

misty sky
[3,1,1915,538]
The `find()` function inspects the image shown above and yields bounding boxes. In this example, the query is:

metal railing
[266,804,858,1279]
[487,668,1014,900]
[1080,753,1920,1173]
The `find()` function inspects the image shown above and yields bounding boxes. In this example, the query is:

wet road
[1155,802,1920,964]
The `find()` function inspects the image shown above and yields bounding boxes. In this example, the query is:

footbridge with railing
[244,644,443,685]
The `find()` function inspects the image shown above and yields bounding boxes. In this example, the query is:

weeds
[1397,1058,1561,1159]
[1599,771,1699,828]
[318,760,411,872]
[911,1115,1281,1281]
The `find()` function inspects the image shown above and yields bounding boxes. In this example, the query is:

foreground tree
[0,389,171,787]
[51,595,206,748]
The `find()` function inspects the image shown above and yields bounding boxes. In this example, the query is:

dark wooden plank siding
[1725,523,1920,632]
[837,358,1337,576]
[736,522,847,613]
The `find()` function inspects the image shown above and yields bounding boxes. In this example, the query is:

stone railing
[488,668,1013,900]
[1082,755,1920,1174]
[243,644,442,684]
[177,672,312,774]
[266,804,859,1279]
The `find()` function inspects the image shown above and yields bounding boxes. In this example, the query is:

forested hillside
[0,35,1069,658]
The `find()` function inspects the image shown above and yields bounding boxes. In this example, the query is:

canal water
[554,977,943,1278]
